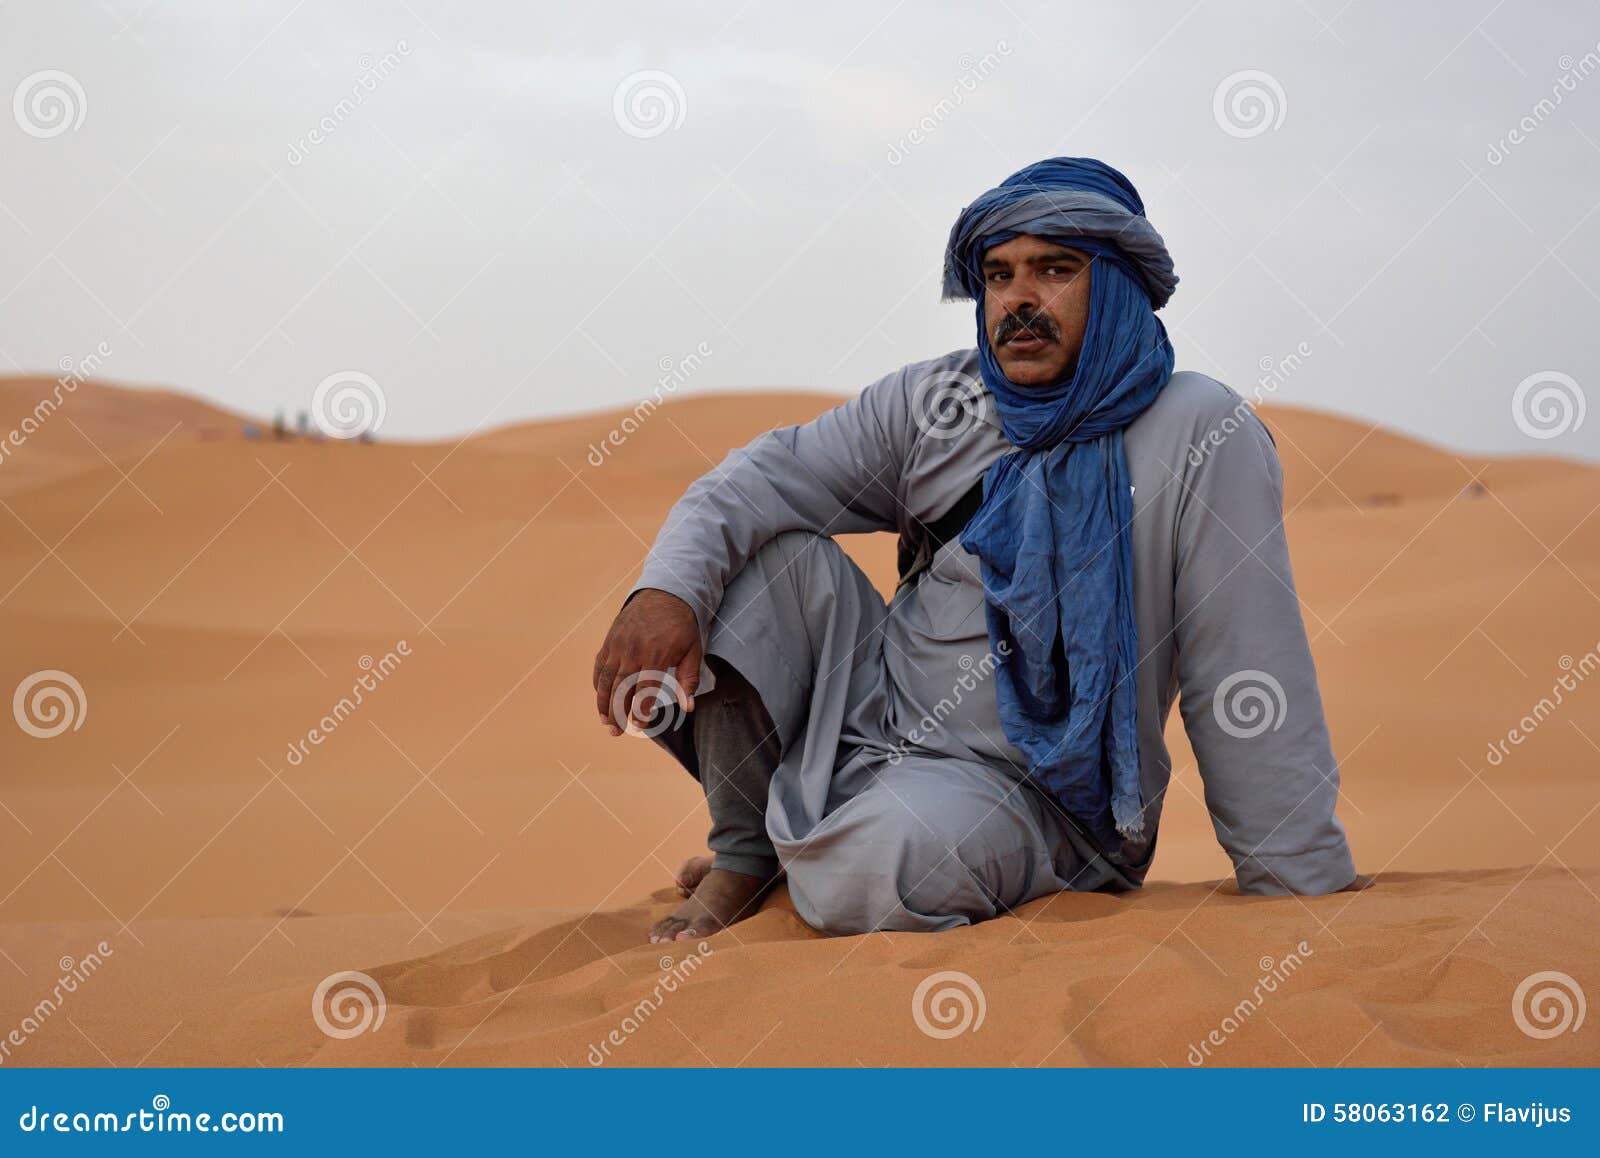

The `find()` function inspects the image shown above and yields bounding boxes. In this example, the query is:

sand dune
[0,377,1595,1067]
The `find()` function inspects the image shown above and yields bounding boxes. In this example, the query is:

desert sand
[0,375,1595,1067]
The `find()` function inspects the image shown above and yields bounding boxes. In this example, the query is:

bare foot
[649,867,770,943]
[673,855,713,899]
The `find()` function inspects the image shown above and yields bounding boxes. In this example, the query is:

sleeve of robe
[1171,402,1359,896]
[627,363,915,634]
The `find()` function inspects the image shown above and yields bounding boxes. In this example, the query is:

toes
[650,917,688,944]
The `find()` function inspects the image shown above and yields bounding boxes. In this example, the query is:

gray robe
[631,349,1356,933]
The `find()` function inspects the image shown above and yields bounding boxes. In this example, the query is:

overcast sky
[2,1,1597,457]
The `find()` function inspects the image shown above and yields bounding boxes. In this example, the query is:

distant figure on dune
[593,157,1370,944]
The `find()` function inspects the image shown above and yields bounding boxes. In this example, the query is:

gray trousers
[655,654,784,881]
[654,531,1097,935]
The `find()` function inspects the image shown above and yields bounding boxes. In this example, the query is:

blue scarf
[944,158,1178,853]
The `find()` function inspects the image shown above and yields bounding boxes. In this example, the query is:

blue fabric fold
[948,158,1177,853]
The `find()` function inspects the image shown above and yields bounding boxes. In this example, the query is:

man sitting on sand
[593,157,1367,944]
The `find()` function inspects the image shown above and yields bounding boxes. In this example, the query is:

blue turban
[947,157,1177,854]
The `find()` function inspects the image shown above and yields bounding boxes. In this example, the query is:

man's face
[981,235,1092,387]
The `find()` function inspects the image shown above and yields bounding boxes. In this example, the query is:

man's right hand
[592,588,704,736]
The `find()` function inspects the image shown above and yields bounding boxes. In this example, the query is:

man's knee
[713,529,879,683]
[715,530,832,631]
[728,530,842,590]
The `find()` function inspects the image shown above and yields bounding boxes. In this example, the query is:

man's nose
[994,270,1042,311]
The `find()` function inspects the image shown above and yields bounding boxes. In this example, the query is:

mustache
[994,312,1059,345]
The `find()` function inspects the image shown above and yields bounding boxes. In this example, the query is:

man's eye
[987,271,1009,283]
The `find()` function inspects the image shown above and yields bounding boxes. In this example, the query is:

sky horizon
[2,1,1597,460]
